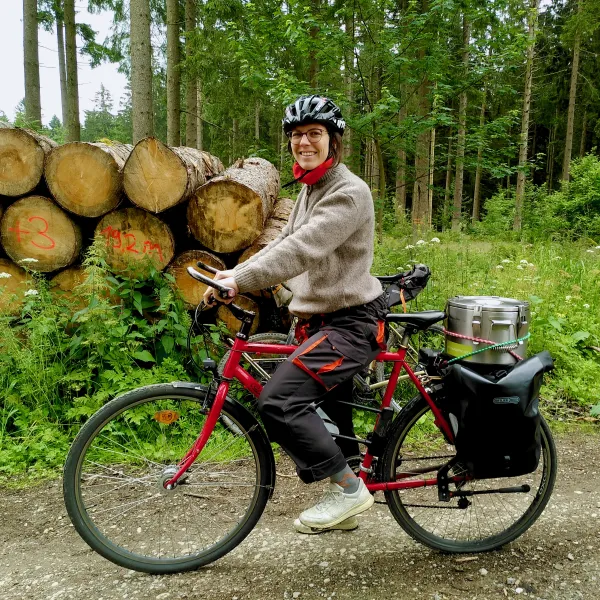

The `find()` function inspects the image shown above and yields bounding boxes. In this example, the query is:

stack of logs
[0,126,293,334]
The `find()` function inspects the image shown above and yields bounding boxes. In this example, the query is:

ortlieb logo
[493,396,520,405]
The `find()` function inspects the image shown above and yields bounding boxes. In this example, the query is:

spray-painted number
[100,226,164,262]
[8,217,56,250]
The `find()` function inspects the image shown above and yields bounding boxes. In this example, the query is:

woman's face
[289,123,330,170]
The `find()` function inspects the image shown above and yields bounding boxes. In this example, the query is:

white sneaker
[294,516,359,535]
[298,479,374,529]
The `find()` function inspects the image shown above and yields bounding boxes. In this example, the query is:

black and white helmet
[282,95,346,135]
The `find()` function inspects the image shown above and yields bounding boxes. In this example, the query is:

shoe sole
[294,517,359,535]
[299,492,375,530]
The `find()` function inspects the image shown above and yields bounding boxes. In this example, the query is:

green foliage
[0,241,205,478]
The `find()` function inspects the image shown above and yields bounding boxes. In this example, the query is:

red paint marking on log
[8,216,56,250]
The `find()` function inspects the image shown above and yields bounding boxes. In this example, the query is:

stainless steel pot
[445,296,529,365]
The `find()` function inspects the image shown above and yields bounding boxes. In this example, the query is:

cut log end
[124,138,190,213]
[167,250,226,308]
[188,180,265,253]
[0,258,31,314]
[45,142,129,217]
[0,196,82,272]
[95,207,175,276]
[0,129,46,197]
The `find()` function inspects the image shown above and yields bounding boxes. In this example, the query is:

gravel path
[1,431,599,600]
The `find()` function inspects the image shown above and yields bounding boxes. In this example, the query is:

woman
[203,94,387,533]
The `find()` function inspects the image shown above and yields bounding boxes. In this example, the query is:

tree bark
[343,8,354,168]
[64,0,81,141]
[0,128,57,196]
[95,207,175,275]
[167,249,226,308]
[514,0,539,232]
[123,137,223,213]
[451,14,470,231]
[309,0,320,88]
[579,109,587,157]
[0,196,82,272]
[130,0,154,142]
[188,157,280,253]
[197,81,203,151]
[395,108,407,222]
[23,0,42,127]
[472,91,486,223]
[166,0,181,147]
[443,131,453,230]
[185,0,197,148]
[562,1,582,181]
[56,14,68,129]
[45,141,132,217]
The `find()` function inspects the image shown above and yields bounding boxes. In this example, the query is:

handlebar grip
[196,260,219,275]
[186,266,231,299]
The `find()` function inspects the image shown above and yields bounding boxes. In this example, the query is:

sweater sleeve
[238,221,290,267]
[233,191,360,293]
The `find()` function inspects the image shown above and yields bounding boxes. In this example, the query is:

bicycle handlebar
[196,260,220,276]
[186,266,232,300]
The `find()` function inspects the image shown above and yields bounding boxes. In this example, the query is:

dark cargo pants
[257,294,388,483]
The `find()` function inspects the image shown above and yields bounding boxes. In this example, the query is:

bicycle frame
[166,336,457,492]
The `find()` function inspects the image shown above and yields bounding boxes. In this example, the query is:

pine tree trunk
[514,0,539,232]
[395,107,407,222]
[166,0,181,147]
[64,0,80,141]
[472,91,486,223]
[0,196,82,272]
[188,157,280,253]
[451,14,470,232]
[56,14,68,128]
[23,0,42,127]
[45,141,132,217]
[95,207,175,275]
[185,0,197,148]
[123,137,223,213]
[443,132,453,230]
[343,9,354,168]
[255,101,260,142]
[562,1,581,181]
[0,128,57,196]
[309,0,320,88]
[130,0,154,142]
[197,81,204,151]
[428,125,436,220]
[579,109,587,156]
[374,139,385,244]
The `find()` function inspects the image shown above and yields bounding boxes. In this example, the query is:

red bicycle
[63,265,557,574]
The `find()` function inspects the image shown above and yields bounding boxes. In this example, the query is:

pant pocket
[290,331,366,391]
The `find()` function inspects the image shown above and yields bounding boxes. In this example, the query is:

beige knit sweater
[233,164,383,317]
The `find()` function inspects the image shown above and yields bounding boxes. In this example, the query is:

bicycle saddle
[386,310,445,330]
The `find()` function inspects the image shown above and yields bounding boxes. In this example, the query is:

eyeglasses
[287,129,328,145]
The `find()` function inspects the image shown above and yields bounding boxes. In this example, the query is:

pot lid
[446,295,529,311]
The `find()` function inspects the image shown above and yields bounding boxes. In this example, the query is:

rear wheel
[63,383,274,573]
[381,395,557,553]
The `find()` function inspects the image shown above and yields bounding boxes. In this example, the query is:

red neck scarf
[292,157,334,186]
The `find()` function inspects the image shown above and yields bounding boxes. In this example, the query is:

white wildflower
[416,239,427,245]
[20,258,39,263]
[0,272,12,279]
[517,265,524,270]
[501,259,512,264]
[520,259,529,265]
[565,295,572,302]
[583,304,590,309]
[24,289,39,297]
[596,246,600,250]
[405,244,415,250]
[586,249,595,253]
[552,256,562,261]
[495,265,504,270]
[430,237,441,243]
[528,262,535,267]
[405,264,412,269]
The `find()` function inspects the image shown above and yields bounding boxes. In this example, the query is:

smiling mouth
[300,152,317,156]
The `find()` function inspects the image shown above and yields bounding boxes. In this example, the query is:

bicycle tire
[63,382,275,574]
[380,394,557,553]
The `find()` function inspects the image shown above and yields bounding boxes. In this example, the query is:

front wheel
[381,395,557,553]
[63,382,275,574]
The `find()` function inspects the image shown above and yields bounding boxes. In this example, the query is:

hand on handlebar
[203,270,239,306]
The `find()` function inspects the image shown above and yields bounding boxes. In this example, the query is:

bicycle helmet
[282,95,346,135]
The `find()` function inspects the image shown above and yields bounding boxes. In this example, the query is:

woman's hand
[202,269,239,306]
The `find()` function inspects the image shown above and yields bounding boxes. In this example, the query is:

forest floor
[1,429,599,600]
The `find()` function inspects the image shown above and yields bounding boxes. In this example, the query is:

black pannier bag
[443,351,554,479]
[386,263,431,308]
